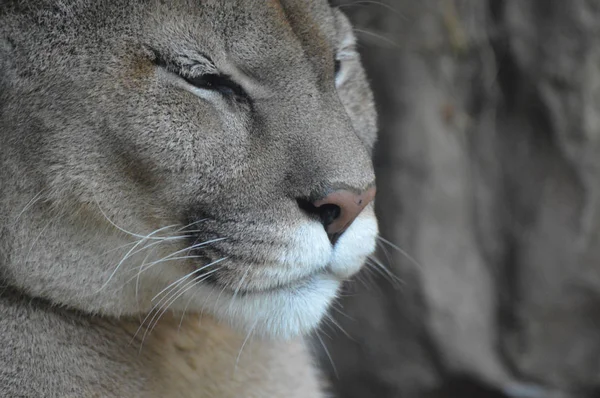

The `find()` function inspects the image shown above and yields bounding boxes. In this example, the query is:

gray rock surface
[320,1,600,397]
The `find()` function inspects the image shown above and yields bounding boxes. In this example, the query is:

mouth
[239,270,325,296]
[181,232,333,296]
[193,254,330,296]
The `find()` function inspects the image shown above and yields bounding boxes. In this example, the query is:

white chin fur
[200,274,341,340]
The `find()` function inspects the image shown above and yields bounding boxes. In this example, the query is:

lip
[235,270,327,296]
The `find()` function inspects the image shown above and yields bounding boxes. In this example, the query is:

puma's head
[0,0,378,339]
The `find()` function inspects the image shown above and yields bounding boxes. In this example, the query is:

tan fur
[134,316,323,398]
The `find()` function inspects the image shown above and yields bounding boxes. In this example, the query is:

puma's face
[0,0,378,339]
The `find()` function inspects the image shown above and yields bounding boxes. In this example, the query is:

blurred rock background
[318,1,600,397]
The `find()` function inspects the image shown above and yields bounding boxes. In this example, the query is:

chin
[200,273,342,340]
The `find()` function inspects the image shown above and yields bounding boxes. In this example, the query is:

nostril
[296,199,341,226]
[314,187,376,237]
[317,203,341,229]
[296,186,376,243]
[296,198,342,244]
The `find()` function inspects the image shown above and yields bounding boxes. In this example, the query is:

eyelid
[151,52,249,99]
[182,73,247,98]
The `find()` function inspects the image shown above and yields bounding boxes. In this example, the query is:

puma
[0,0,378,396]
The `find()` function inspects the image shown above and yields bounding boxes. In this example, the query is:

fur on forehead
[143,0,342,84]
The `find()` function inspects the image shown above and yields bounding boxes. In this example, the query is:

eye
[334,59,341,76]
[149,50,249,99]
[182,73,247,98]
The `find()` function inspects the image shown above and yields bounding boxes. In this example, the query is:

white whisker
[14,190,44,225]
[139,266,224,349]
[353,28,402,49]
[336,1,408,19]
[367,256,405,289]
[139,237,227,273]
[131,257,227,349]
[151,257,228,302]
[228,266,250,313]
[24,204,72,265]
[330,303,355,322]
[128,237,226,290]
[178,288,203,331]
[93,194,158,240]
[135,241,161,312]
[234,319,257,373]
[376,236,422,269]
[376,239,395,273]
[94,223,181,294]
[316,331,338,379]
[325,313,355,342]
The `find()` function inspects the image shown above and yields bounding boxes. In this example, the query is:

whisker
[214,284,229,314]
[151,257,228,302]
[336,0,408,19]
[376,236,422,269]
[101,236,191,297]
[129,237,227,290]
[25,218,55,264]
[101,239,141,256]
[139,237,227,274]
[92,217,212,296]
[174,218,208,232]
[140,267,224,348]
[117,234,190,262]
[100,233,192,261]
[135,242,159,314]
[198,285,216,321]
[366,256,405,289]
[14,190,44,225]
[178,288,205,331]
[318,318,335,339]
[234,319,258,373]
[228,267,250,313]
[94,223,181,294]
[353,28,403,49]
[93,194,193,241]
[355,266,378,290]
[93,194,158,240]
[376,239,395,273]
[316,331,338,379]
[123,242,203,287]
[325,313,355,342]
[132,258,227,348]
[24,203,73,265]
[330,303,356,322]
[365,259,392,282]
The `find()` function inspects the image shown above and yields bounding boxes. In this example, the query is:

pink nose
[313,186,376,237]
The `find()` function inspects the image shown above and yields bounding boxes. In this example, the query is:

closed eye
[182,73,247,98]
[150,50,248,99]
